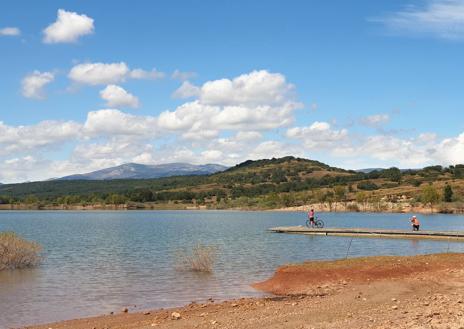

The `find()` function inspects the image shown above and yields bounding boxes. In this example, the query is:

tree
[334,186,347,202]
[334,185,347,209]
[322,191,335,211]
[24,195,39,204]
[381,167,402,183]
[421,185,440,213]
[356,191,368,211]
[443,184,453,202]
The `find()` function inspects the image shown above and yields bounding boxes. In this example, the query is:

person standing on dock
[411,215,420,231]
[308,208,316,227]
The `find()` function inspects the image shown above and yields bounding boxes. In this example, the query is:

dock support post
[345,237,354,259]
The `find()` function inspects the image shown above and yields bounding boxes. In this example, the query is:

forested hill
[0,156,463,210]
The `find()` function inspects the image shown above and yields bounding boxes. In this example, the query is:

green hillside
[1,156,464,211]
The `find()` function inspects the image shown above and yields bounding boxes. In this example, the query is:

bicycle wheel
[315,219,324,228]
[305,219,311,228]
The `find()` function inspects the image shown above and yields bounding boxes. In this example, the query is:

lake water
[1,210,464,328]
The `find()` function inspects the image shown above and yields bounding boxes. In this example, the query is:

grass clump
[176,243,217,273]
[0,232,42,270]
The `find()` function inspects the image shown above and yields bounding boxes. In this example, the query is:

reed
[0,232,42,270]
[176,243,217,273]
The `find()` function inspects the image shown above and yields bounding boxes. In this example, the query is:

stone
[122,307,129,313]
[392,305,398,310]
[171,312,181,320]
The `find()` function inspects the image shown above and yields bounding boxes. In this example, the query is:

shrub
[0,232,42,270]
[357,181,379,191]
[176,243,217,273]
[443,184,453,202]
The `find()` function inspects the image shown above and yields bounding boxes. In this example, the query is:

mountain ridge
[58,162,228,181]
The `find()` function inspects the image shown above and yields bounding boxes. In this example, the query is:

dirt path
[25,253,464,329]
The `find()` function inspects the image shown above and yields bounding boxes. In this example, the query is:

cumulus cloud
[0,27,21,36]
[286,121,349,149]
[69,62,165,85]
[21,71,55,99]
[100,85,139,108]
[43,9,94,43]
[161,70,301,139]
[199,70,296,107]
[172,81,200,99]
[83,109,157,137]
[435,132,464,164]
[8,68,464,183]
[69,62,129,85]
[0,120,81,156]
[374,0,464,40]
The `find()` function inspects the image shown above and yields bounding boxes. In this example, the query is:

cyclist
[308,208,316,227]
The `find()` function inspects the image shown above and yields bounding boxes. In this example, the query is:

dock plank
[269,226,464,241]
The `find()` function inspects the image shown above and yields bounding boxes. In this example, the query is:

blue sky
[1,0,464,182]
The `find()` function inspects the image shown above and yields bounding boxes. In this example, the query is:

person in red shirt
[411,215,420,231]
[308,208,316,227]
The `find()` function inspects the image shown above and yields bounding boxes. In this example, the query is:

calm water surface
[1,210,464,328]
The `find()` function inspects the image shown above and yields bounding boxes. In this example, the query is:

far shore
[24,253,464,329]
[1,200,464,214]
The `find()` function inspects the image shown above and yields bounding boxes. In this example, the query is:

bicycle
[305,217,325,228]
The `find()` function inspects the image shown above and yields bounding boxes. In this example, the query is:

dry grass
[176,243,217,273]
[0,231,42,270]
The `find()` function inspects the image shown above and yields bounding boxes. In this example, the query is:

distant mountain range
[355,168,386,173]
[58,163,228,180]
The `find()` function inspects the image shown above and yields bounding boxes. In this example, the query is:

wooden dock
[269,226,464,241]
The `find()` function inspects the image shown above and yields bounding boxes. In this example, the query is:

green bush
[357,181,379,191]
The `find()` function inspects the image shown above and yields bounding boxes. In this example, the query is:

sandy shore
[24,253,464,329]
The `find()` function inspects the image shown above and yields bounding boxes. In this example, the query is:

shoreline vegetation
[1,157,464,214]
[0,232,42,270]
[26,253,464,329]
[1,200,464,214]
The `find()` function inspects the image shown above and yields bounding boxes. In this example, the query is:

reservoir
[1,210,464,328]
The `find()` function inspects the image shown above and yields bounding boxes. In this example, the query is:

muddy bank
[253,253,464,295]
[25,253,464,329]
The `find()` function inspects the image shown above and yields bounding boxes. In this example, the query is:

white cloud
[375,0,464,40]
[360,114,390,127]
[0,27,21,36]
[10,69,464,183]
[69,62,165,85]
[435,132,464,164]
[21,71,55,99]
[83,109,157,137]
[100,85,139,108]
[199,70,296,106]
[0,120,81,156]
[172,81,200,99]
[171,69,197,81]
[43,9,94,43]
[161,70,301,138]
[286,121,349,149]
[129,68,165,80]
[69,62,129,85]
